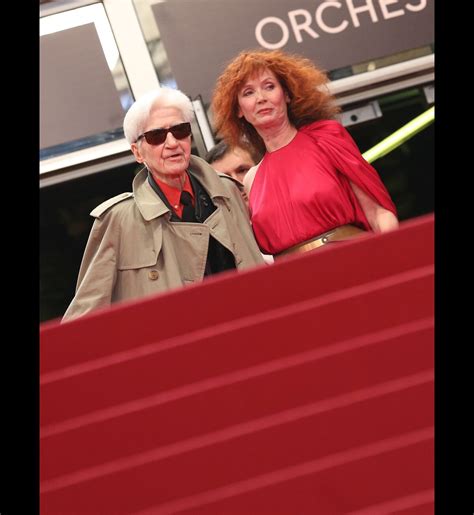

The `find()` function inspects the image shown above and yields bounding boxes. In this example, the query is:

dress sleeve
[301,120,397,215]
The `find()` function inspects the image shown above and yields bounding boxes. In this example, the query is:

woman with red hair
[211,49,398,258]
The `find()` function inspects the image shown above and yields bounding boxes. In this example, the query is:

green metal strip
[362,106,434,164]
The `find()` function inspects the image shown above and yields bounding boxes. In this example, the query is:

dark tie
[180,190,196,222]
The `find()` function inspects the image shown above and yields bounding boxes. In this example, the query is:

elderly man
[63,87,264,321]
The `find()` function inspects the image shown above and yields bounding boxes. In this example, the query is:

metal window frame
[330,54,434,106]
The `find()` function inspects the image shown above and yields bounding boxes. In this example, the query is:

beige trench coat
[63,156,264,321]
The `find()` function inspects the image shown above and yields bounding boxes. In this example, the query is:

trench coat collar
[133,155,231,222]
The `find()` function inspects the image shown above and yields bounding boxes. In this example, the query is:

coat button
[322,236,328,243]
[148,269,159,281]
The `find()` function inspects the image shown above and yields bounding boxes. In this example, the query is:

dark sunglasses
[136,122,192,145]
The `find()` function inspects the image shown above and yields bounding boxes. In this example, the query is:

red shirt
[152,172,195,219]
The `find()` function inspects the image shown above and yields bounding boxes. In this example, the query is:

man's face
[211,147,255,183]
[131,106,191,183]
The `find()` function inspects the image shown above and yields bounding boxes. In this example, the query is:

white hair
[123,87,195,144]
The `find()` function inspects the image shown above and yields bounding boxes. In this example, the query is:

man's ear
[131,143,144,163]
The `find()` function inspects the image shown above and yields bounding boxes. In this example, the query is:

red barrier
[40,213,434,514]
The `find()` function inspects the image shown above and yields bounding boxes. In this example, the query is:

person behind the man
[206,140,274,266]
[205,140,258,184]
[205,140,260,206]
[62,87,264,321]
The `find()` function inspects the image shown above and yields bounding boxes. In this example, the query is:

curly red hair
[211,49,340,155]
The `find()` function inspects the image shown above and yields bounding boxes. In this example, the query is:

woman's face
[237,68,290,130]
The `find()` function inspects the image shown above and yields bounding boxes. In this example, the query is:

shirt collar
[132,156,232,221]
[151,172,195,211]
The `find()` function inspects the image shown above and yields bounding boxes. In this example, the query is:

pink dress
[248,119,397,255]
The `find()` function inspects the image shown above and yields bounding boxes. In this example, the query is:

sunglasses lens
[171,122,192,139]
[143,123,191,145]
[144,129,167,145]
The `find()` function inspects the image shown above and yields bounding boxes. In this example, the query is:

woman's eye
[265,83,275,90]
[242,90,253,97]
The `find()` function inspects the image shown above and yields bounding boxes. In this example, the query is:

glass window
[40,3,133,160]
[131,0,177,88]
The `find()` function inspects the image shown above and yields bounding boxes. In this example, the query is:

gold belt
[275,224,366,258]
